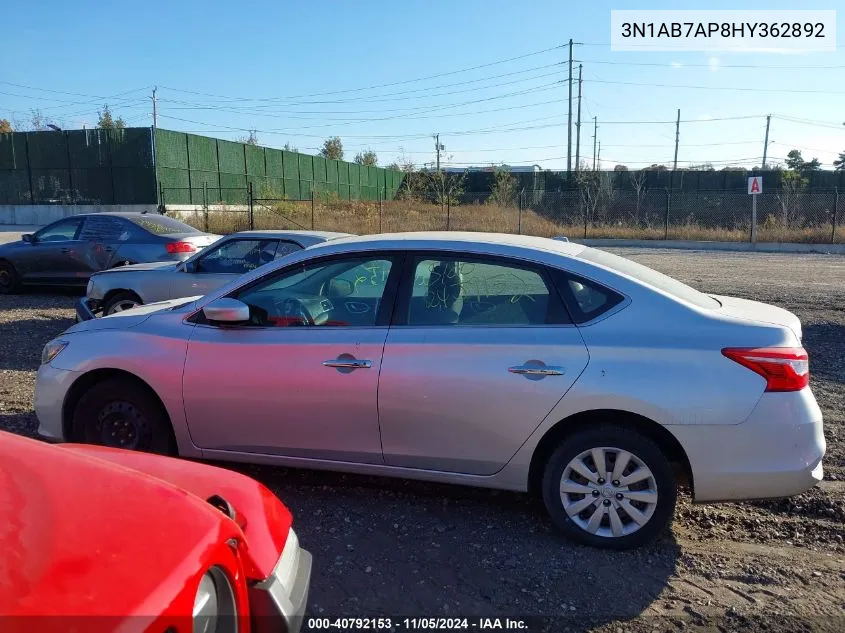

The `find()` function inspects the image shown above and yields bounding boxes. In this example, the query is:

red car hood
[0,433,290,618]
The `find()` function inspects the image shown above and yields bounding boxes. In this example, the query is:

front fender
[60,444,291,581]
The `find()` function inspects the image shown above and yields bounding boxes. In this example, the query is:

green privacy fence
[0,127,403,206]
[0,128,156,204]
[154,128,404,205]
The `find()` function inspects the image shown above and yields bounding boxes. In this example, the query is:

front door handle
[60,248,71,253]
[508,365,565,376]
[322,359,373,369]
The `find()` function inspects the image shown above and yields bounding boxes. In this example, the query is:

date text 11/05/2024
[306,618,529,631]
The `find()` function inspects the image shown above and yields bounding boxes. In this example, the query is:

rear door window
[126,215,201,236]
[80,216,130,242]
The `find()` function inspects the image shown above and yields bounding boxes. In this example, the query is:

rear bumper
[249,529,312,633]
[673,387,826,502]
[75,297,101,322]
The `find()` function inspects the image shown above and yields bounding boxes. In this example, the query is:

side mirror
[182,260,197,273]
[202,298,250,324]
[22,234,33,243]
[327,278,354,298]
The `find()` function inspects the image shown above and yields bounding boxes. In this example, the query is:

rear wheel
[0,260,21,294]
[103,291,143,315]
[541,425,676,549]
[71,378,176,455]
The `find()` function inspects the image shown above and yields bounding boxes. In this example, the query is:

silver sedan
[34,232,825,549]
[79,230,351,317]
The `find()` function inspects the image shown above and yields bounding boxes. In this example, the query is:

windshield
[126,215,201,236]
[578,248,720,309]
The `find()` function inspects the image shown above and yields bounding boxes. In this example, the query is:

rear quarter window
[126,215,201,236]
[577,247,720,310]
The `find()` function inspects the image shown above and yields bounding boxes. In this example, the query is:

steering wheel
[272,297,313,326]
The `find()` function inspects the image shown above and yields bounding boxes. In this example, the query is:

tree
[424,169,466,207]
[785,149,821,173]
[97,104,125,130]
[354,150,378,166]
[833,151,845,171]
[646,164,668,171]
[0,119,11,133]
[488,165,517,207]
[29,109,54,131]
[776,170,808,226]
[629,170,648,225]
[238,129,259,145]
[320,136,344,160]
[386,162,400,171]
[283,142,298,152]
[613,164,629,172]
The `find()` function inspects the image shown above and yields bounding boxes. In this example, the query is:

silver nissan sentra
[34,232,825,549]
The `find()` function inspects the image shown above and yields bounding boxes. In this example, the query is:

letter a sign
[748,176,762,195]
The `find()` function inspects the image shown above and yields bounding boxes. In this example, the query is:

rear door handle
[508,365,565,376]
[322,359,373,369]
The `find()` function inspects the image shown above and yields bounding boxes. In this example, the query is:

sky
[1,0,843,171]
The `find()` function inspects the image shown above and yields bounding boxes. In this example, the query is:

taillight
[722,347,809,392]
[165,241,196,254]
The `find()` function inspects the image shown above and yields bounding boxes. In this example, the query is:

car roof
[306,231,587,256]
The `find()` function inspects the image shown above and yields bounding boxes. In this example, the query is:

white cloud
[670,61,683,68]
[708,56,720,72]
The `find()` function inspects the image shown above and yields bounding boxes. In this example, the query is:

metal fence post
[664,189,670,240]
[378,187,383,233]
[247,181,254,230]
[583,197,588,239]
[832,187,839,244]
[446,198,451,231]
[202,182,209,232]
[517,189,523,235]
[311,188,315,230]
[158,181,165,213]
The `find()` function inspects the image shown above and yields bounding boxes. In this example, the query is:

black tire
[0,260,21,295]
[541,424,676,550]
[71,377,176,455]
[102,291,143,315]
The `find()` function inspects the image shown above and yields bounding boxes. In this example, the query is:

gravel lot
[1,247,843,632]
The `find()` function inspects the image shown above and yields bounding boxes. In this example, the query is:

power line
[585,78,845,95]
[576,59,845,70]
[159,43,564,102]
[161,63,564,107]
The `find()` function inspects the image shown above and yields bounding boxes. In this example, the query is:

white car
[36,232,825,549]
[78,230,351,318]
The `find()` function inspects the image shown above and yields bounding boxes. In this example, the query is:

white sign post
[748,177,762,243]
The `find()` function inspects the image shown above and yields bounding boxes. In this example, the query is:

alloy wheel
[559,446,658,538]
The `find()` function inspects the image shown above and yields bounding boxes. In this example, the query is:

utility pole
[761,114,771,168]
[567,38,573,176]
[575,64,582,173]
[592,116,598,171]
[672,108,680,171]
[597,141,601,171]
[434,133,442,172]
[152,86,158,128]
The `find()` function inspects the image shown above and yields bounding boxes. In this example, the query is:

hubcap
[108,300,139,314]
[0,268,10,288]
[96,401,150,449]
[559,446,658,538]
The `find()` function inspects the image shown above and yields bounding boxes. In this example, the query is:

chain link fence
[160,186,844,244]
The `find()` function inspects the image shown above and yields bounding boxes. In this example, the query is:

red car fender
[60,444,292,581]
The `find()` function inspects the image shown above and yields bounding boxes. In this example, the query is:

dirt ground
[1,247,843,632]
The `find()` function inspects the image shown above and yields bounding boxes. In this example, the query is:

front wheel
[0,260,21,294]
[541,425,676,549]
[103,291,143,315]
[71,378,176,455]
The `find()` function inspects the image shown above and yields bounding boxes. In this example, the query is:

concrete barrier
[0,204,158,225]
[580,238,845,255]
